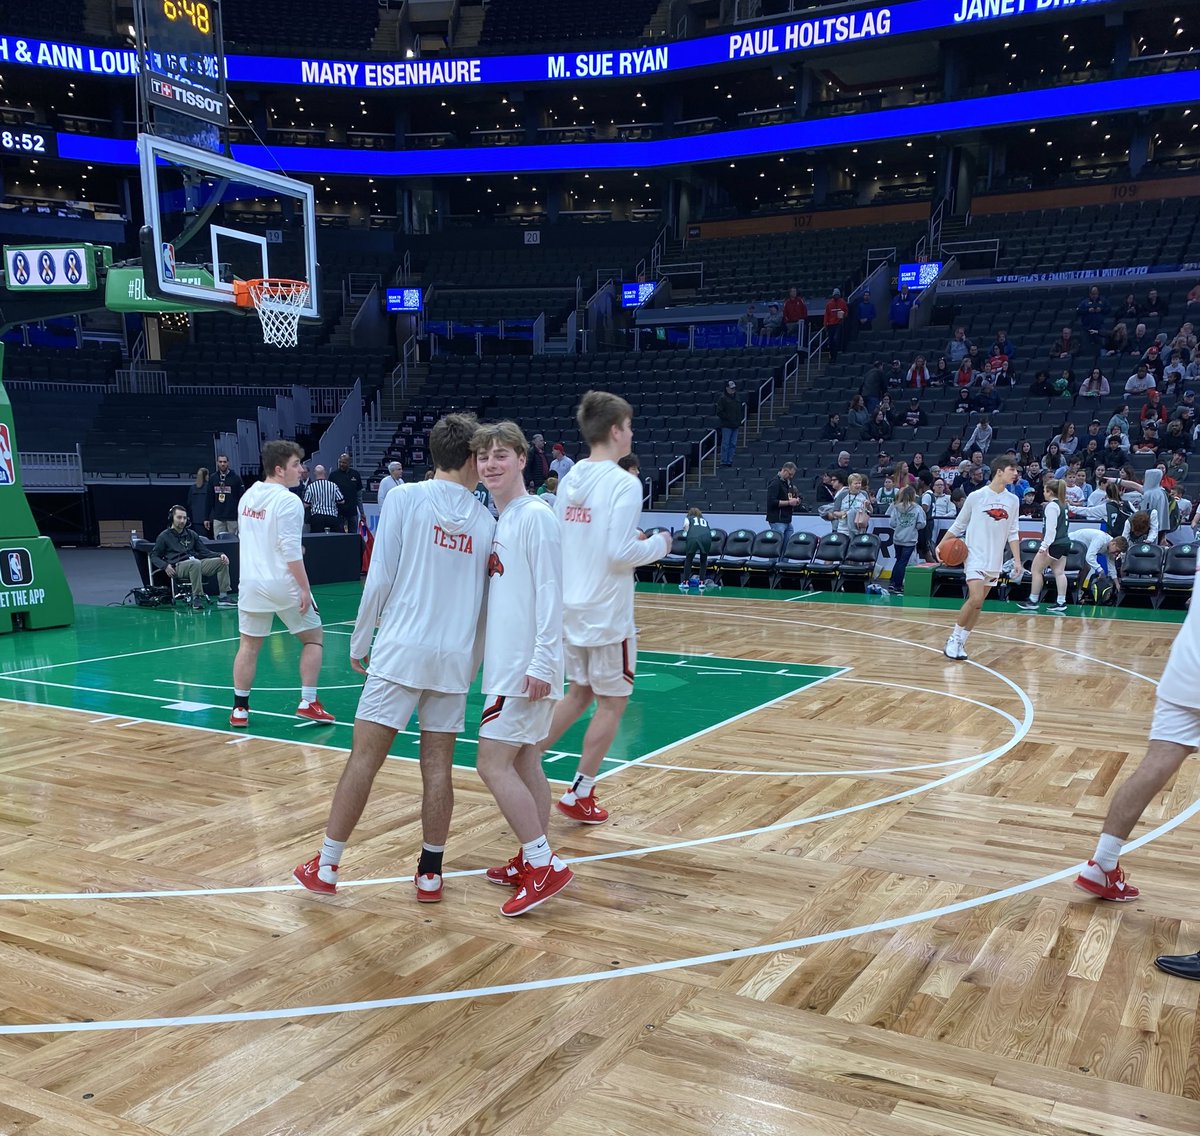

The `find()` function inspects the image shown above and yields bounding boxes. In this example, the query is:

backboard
[136,133,319,323]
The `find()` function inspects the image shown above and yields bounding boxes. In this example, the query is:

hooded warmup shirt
[351,480,495,692]
[237,480,306,611]
[1141,468,1169,537]
[555,459,671,647]
[482,494,564,698]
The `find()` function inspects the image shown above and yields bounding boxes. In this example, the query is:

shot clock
[134,0,229,128]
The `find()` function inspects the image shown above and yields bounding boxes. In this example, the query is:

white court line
[157,679,366,693]
[593,668,851,784]
[784,590,825,601]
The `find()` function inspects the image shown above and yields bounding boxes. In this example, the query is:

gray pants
[174,557,230,597]
[212,519,239,537]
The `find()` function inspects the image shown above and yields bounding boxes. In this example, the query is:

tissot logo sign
[148,75,228,126]
[0,547,32,588]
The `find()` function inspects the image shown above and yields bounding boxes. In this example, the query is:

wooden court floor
[1,590,1199,1135]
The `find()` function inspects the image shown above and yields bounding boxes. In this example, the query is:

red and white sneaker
[1075,860,1140,902]
[296,700,336,723]
[486,850,525,887]
[229,707,249,728]
[294,855,338,894]
[415,871,443,903]
[556,793,609,824]
[501,856,573,917]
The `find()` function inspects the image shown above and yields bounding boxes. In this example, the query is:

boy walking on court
[941,456,1024,660]
[231,440,334,727]
[541,391,672,823]
[294,414,495,901]
[472,422,573,916]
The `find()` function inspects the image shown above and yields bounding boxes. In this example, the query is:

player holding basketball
[471,422,573,916]
[294,414,494,902]
[1016,478,1071,614]
[539,391,672,824]
[940,456,1024,661]
[231,440,335,727]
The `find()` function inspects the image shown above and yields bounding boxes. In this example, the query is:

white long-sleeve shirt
[237,480,305,612]
[948,486,1019,569]
[1071,528,1117,577]
[482,495,563,697]
[555,459,671,646]
[350,479,495,692]
[1158,561,1200,709]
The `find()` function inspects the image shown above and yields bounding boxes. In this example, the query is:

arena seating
[479,0,661,46]
[0,0,84,41]
[219,0,378,52]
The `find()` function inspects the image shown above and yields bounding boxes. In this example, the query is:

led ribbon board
[0,0,1116,90]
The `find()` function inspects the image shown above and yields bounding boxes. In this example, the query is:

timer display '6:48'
[0,129,57,157]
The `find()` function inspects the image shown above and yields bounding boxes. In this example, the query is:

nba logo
[0,423,13,486]
[0,548,31,588]
[6,552,22,584]
[162,242,176,282]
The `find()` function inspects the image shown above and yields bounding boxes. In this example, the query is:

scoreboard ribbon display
[0,0,1115,91]
[3,246,94,292]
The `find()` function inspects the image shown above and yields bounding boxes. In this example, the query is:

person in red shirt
[783,286,808,345]
[1141,389,1168,425]
[823,288,849,362]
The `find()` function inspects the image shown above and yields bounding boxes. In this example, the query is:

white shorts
[1149,696,1200,749]
[238,597,322,637]
[564,633,636,698]
[355,673,465,734]
[963,552,1000,585]
[478,693,556,747]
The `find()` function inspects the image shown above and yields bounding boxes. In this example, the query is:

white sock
[301,686,317,705]
[522,835,552,869]
[319,836,345,869]
[1027,587,1041,602]
[562,773,596,804]
[234,688,251,698]
[1092,832,1123,873]
[957,627,970,645]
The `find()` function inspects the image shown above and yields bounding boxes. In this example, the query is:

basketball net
[247,279,310,348]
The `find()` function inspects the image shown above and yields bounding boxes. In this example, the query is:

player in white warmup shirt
[470,421,573,917]
[942,456,1024,660]
[294,414,495,903]
[1076,555,1200,980]
[230,440,334,728]
[540,391,672,824]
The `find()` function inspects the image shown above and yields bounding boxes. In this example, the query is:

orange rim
[232,277,309,309]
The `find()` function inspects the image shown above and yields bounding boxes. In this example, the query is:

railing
[394,333,418,395]
[596,267,622,291]
[5,379,107,394]
[664,454,687,500]
[532,312,545,355]
[650,224,669,270]
[575,274,583,310]
[755,372,776,434]
[19,446,84,492]
[657,261,703,287]
[113,368,169,394]
[866,246,897,277]
[313,379,364,474]
[214,430,240,472]
[781,351,801,402]
[940,238,1000,272]
[694,429,717,485]
[352,389,384,469]
[564,310,578,355]
[806,326,828,384]
[908,256,957,330]
[928,198,946,260]
[641,474,654,510]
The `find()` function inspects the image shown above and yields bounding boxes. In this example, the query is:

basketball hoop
[234,278,310,348]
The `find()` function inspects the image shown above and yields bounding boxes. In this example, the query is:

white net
[248,279,310,348]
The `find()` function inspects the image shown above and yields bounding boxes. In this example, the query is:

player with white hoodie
[539,390,672,825]
[294,413,495,903]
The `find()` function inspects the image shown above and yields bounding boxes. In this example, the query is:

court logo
[0,548,32,588]
[11,251,30,285]
[0,423,13,486]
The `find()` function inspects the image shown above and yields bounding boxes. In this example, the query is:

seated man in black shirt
[151,506,235,609]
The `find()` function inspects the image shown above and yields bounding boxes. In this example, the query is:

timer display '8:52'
[0,129,57,157]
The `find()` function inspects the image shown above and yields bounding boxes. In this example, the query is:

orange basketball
[937,535,968,567]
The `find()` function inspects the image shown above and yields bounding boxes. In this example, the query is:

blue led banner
[898,261,943,289]
[0,0,1115,90]
[621,282,657,308]
[54,72,1194,175]
[386,287,423,312]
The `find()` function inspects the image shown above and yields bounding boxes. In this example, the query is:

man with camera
[151,506,236,610]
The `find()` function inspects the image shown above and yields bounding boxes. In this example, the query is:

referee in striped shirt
[303,465,344,533]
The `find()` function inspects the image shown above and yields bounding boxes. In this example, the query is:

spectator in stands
[304,465,344,533]
[1167,449,1190,483]
[823,288,849,362]
[1129,322,1153,358]
[1142,288,1168,322]
[965,415,994,456]
[900,397,927,433]
[1187,281,1200,319]
[209,454,244,537]
[525,434,552,488]
[549,443,574,481]
[1170,327,1195,362]
[1043,441,1064,470]
[1083,419,1105,447]
[1143,342,1166,383]
[1104,429,1130,467]
[766,463,801,546]
[972,383,1002,415]
[1104,322,1129,356]
[909,454,933,485]
[151,506,235,611]
[861,361,887,410]
[1125,362,1156,396]
[761,302,784,341]
[1109,403,1132,437]
[1164,350,1187,396]
[947,327,971,365]
[830,474,870,537]
[1029,370,1054,398]
[1016,440,1036,468]
[1078,368,1110,399]
[715,380,743,467]
[926,477,958,523]
[1141,469,1170,540]
[1078,286,1107,349]
[738,303,759,345]
[1163,418,1190,454]
[1172,390,1197,422]
[1053,367,1076,399]
[539,475,559,507]
[955,357,976,388]
[864,409,892,444]
[906,354,931,390]
[932,355,952,385]
[991,329,1014,363]
[846,394,870,432]
[855,289,876,329]
[823,412,847,441]
[814,471,838,510]
[885,358,906,390]
[889,286,914,331]
[1051,421,1079,457]
[938,437,965,467]
[1114,293,1140,324]
[376,461,405,505]
[966,465,988,495]
[783,287,808,340]
[188,467,212,534]
[954,388,973,415]
[1048,327,1076,362]
[835,450,852,475]
[330,453,365,535]
[875,475,897,510]
[1134,422,1161,455]
[871,452,894,482]
[879,394,900,425]
[1141,389,1169,425]
[618,453,640,477]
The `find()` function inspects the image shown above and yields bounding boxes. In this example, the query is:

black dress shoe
[1154,951,1200,980]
